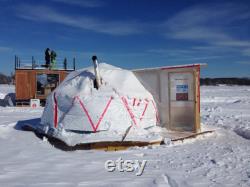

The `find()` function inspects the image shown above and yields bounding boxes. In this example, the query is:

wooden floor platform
[21,124,214,151]
[161,130,214,142]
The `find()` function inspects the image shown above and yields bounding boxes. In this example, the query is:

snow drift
[0,85,15,107]
[40,63,162,145]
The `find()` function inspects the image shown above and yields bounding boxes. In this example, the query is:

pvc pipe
[92,55,101,89]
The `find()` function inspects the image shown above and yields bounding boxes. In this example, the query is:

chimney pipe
[92,55,101,89]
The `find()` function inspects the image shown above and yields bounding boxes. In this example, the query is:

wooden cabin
[15,56,75,106]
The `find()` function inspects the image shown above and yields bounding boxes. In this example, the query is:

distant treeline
[0,73,12,84]
[200,78,250,86]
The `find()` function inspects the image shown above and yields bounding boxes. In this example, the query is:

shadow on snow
[15,118,95,151]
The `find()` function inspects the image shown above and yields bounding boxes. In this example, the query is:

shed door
[169,72,195,131]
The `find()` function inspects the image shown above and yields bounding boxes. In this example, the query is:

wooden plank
[89,141,161,151]
[193,69,198,132]
[171,130,214,142]
[30,70,36,99]
[59,71,68,82]
[194,66,201,133]
[15,71,30,100]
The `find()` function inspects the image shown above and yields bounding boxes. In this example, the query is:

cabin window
[36,74,59,96]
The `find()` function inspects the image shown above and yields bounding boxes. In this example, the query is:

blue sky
[0,0,250,77]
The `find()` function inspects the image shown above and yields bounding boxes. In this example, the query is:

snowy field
[0,84,14,99]
[0,84,250,187]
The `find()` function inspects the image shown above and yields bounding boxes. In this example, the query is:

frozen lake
[0,85,249,186]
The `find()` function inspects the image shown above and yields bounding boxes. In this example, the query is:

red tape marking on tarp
[137,99,141,106]
[76,96,96,131]
[121,96,137,126]
[139,99,149,121]
[132,98,136,106]
[94,97,113,131]
[121,97,153,124]
[75,96,113,132]
[53,92,58,128]
[151,100,160,123]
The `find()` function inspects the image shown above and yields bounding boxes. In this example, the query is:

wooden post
[194,66,201,133]
[15,55,17,70]
[64,58,67,70]
[17,57,21,69]
[73,57,76,70]
[32,56,34,69]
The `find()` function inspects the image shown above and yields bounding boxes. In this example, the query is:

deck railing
[15,55,76,71]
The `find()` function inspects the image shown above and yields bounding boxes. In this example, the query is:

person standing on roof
[45,48,51,68]
[50,50,57,69]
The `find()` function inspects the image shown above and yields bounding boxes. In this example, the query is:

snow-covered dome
[40,63,161,145]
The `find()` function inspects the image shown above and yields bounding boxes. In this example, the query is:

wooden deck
[161,130,214,142]
[21,123,214,151]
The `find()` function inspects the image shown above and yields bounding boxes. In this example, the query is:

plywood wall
[15,69,69,101]
[133,66,201,132]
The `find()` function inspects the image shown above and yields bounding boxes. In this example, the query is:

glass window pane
[36,74,59,96]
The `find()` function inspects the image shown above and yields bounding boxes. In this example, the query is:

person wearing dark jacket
[45,48,51,68]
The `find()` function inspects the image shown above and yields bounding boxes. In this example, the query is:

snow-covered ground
[0,84,249,187]
[0,84,14,99]
[0,84,15,107]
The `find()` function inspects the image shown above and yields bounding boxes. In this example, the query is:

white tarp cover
[39,63,162,146]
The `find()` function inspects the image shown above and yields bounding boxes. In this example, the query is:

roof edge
[132,63,207,72]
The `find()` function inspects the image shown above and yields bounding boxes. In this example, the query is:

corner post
[73,57,76,70]
[15,55,17,70]
[32,56,34,69]
[64,58,67,70]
